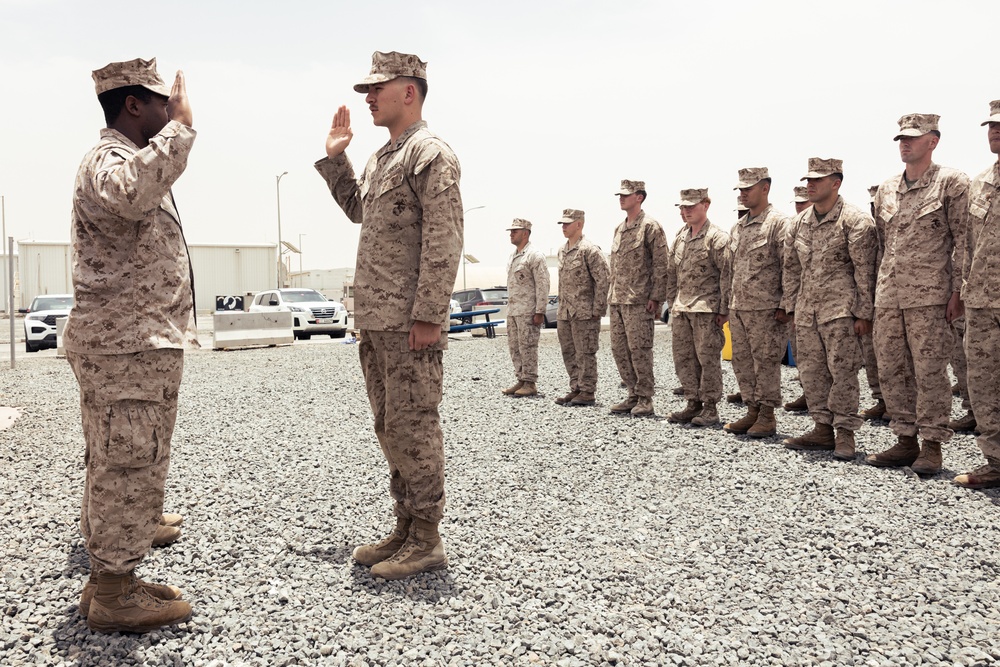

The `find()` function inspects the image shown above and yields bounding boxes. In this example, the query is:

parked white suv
[249,288,348,339]
[21,294,74,352]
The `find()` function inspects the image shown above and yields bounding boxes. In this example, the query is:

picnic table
[448,308,504,339]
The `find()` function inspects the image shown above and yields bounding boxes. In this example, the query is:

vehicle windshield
[481,289,508,301]
[281,291,326,303]
[31,296,74,311]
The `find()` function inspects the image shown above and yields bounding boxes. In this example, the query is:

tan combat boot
[370,518,448,580]
[87,571,192,633]
[667,400,702,424]
[860,399,887,421]
[910,441,943,475]
[501,381,524,396]
[783,423,835,450]
[723,405,759,434]
[160,513,183,527]
[783,394,808,412]
[513,382,537,397]
[610,396,639,414]
[690,402,719,427]
[554,390,579,405]
[866,435,919,467]
[80,576,182,618]
[747,405,777,438]
[353,517,411,566]
[948,411,977,433]
[630,397,655,417]
[152,524,181,547]
[569,391,596,406]
[954,464,1000,489]
[833,428,856,460]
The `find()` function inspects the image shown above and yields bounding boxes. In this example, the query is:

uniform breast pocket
[793,236,810,259]
[371,166,407,199]
[916,199,943,225]
[969,199,990,225]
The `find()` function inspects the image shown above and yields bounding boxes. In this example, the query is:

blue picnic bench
[449,308,504,339]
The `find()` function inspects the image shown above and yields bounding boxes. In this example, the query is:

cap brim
[733,180,759,190]
[800,172,834,180]
[558,218,575,224]
[893,129,927,140]
[140,83,171,98]
[353,73,397,93]
[982,115,1000,126]
[615,190,632,196]
[675,200,699,207]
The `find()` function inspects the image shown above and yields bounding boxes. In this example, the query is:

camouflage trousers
[860,328,882,401]
[557,318,601,393]
[672,311,724,403]
[610,304,655,398]
[950,317,970,410]
[874,306,954,442]
[67,349,184,575]
[359,330,446,523]
[729,309,784,408]
[796,317,862,430]
[788,322,801,387]
[506,315,541,383]
[964,308,1000,467]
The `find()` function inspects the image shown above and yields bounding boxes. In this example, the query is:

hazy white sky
[1,0,997,276]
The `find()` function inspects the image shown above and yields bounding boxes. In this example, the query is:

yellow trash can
[722,321,733,361]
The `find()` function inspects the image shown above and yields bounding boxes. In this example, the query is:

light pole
[276,171,288,288]
[1,195,6,314]
[298,233,306,273]
[462,205,485,290]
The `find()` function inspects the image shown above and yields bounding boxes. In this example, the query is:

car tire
[25,340,37,353]
[299,333,311,340]
[332,330,347,338]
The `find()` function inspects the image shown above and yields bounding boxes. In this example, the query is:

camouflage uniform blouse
[781,196,877,326]
[64,121,198,355]
[315,121,463,332]
[962,162,1000,308]
[557,236,610,320]
[608,211,668,306]
[873,163,969,308]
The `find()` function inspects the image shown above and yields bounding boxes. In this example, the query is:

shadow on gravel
[351,567,458,602]
[285,543,355,564]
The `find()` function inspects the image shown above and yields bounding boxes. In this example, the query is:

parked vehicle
[544,295,558,328]
[451,286,508,324]
[249,288,348,339]
[21,294,74,352]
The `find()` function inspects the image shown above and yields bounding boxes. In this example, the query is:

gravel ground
[2,326,999,667]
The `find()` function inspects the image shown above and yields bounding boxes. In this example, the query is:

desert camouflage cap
[734,167,770,189]
[615,180,646,196]
[792,186,809,202]
[354,51,427,93]
[894,113,940,140]
[800,157,843,180]
[507,218,532,231]
[92,57,171,98]
[982,100,1000,126]
[868,185,879,202]
[558,209,585,224]
[675,188,709,206]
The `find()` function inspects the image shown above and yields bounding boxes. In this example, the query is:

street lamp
[275,172,288,288]
[462,205,485,290]
[298,233,306,273]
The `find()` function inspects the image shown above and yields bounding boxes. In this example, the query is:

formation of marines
[501,109,1000,500]
[61,49,1000,636]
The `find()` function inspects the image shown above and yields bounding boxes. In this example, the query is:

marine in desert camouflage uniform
[723,168,790,438]
[859,184,888,421]
[554,209,609,407]
[64,57,196,633]
[955,100,1000,490]
[866,114,970,476]
[781,158,877,461]
[666,188,732,427]
[316,51,462,579]
[502,218,550,398]
[783,186,812,414]
[608,180,669,417]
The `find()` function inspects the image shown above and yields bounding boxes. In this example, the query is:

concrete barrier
[56,317,67,358]
[212,312,293,350]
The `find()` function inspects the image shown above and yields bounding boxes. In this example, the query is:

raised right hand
[326,105,353,158]
[167,70,193,128]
